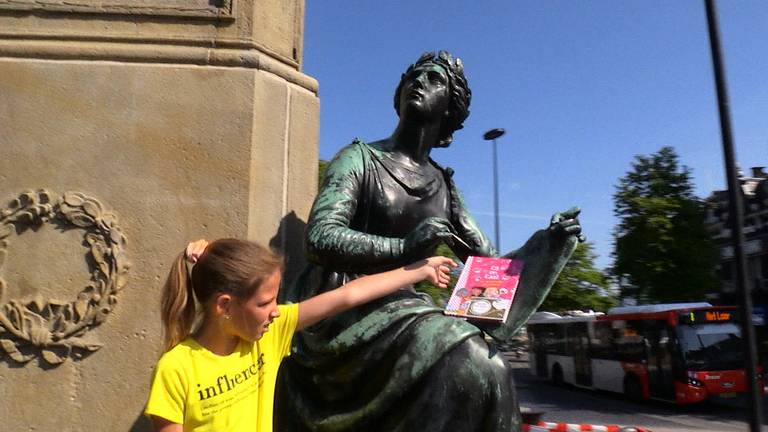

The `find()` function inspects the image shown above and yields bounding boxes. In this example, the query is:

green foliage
[414,243,459,306]
[612,146,718,303]
[540,241,617,313]
[318,160,329,187]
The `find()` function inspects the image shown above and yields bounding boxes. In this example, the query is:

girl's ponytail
[160,252,197,351]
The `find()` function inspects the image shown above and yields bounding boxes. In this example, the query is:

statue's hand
[549,207,586,243]
[403,217,455,258]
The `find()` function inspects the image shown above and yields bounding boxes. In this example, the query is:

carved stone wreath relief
[0,190,130,365]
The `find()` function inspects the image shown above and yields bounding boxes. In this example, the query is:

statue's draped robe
[276,140,576,432]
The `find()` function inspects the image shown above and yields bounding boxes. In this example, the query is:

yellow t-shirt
[145,303,298,432]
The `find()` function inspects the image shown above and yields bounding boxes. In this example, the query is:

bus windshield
[677,322,743,371]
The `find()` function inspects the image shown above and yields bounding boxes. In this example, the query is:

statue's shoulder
[328,139,364,162]
[324,138,375,178]
[331,138,387,163]
[428,157,455,180]
[350,138,390,155]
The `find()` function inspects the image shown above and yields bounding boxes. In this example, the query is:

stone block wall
[0,1,319,430]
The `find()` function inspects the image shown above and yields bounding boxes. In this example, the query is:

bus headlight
[687,377,704,387]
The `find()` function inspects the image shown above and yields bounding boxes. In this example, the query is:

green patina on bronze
[276,51,581,432]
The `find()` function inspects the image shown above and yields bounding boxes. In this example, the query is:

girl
[145,238,455,432]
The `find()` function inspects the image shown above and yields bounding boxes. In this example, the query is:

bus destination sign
[679,310,736,324]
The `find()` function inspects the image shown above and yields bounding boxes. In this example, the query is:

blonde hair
[160,239,283,351]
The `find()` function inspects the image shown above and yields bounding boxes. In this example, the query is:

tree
[612,146,718,303]
[539,241,617,313]
[318,159,329,187]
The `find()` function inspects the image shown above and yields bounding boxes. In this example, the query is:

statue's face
[397,63,451,122]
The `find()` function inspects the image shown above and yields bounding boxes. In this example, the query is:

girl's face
[226,270,281,342]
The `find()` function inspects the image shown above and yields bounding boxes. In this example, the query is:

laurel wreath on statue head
[0,190,130,365]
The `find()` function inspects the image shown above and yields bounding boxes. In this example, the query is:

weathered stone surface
[0,1,317,430]
[0,0,307,70]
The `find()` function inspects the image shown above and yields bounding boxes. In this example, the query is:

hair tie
[185,239,209,264]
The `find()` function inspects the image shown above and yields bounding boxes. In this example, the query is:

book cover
[444,256,524,322]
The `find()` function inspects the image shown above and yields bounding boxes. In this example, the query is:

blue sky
[302,1,767,270]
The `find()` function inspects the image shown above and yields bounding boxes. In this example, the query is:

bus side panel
[547,354,575,384]
[590,358,625,393]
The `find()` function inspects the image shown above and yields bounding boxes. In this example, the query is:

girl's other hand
[185,239,209,264]
[418,256,457,288]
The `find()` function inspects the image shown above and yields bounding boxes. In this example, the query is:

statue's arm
[444,172,581,342]
[306,144,405,272]
[481,208,582,342]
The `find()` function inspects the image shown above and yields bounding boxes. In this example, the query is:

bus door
[530,325,549,378]
[571,322,592,387]
[646,324,675,400]
[535,346,548,378]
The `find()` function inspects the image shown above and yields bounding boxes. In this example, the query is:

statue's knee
[446,337,511,391]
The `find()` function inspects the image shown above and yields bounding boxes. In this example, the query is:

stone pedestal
[0,2,318,430]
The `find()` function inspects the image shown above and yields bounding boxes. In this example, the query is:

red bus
[526,303,763,404]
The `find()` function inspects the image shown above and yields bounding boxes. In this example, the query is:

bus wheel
[623,375,643,402]
[551,364,564,386]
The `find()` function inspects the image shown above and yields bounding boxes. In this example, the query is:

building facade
[705,167,768,306]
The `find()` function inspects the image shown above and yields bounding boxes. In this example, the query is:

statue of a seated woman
[276,51,581,432]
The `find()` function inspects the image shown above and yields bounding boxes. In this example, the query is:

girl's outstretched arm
[296,256,456,331]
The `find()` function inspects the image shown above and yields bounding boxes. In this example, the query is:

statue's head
[394,51,471,148]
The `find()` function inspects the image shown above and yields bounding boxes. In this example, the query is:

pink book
[444,256,524,322]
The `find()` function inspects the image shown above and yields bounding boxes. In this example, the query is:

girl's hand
[185,239,209,264]
[417,256,458,288]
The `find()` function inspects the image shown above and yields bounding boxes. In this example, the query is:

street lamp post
[483,128,506,252]
[704,2,763,430]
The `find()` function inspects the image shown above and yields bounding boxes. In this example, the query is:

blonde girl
[145,238,455,432]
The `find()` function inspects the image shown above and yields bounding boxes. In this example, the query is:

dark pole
[483,128,506,252]
[704,2,763,430]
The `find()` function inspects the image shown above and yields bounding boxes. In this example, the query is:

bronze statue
[276,51,581,431]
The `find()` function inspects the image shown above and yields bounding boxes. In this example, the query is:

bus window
[677,322,744,371]
[540,323,567,355]
[591,321,613,359]
[529,324,567,355]
[613,320,646,363]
